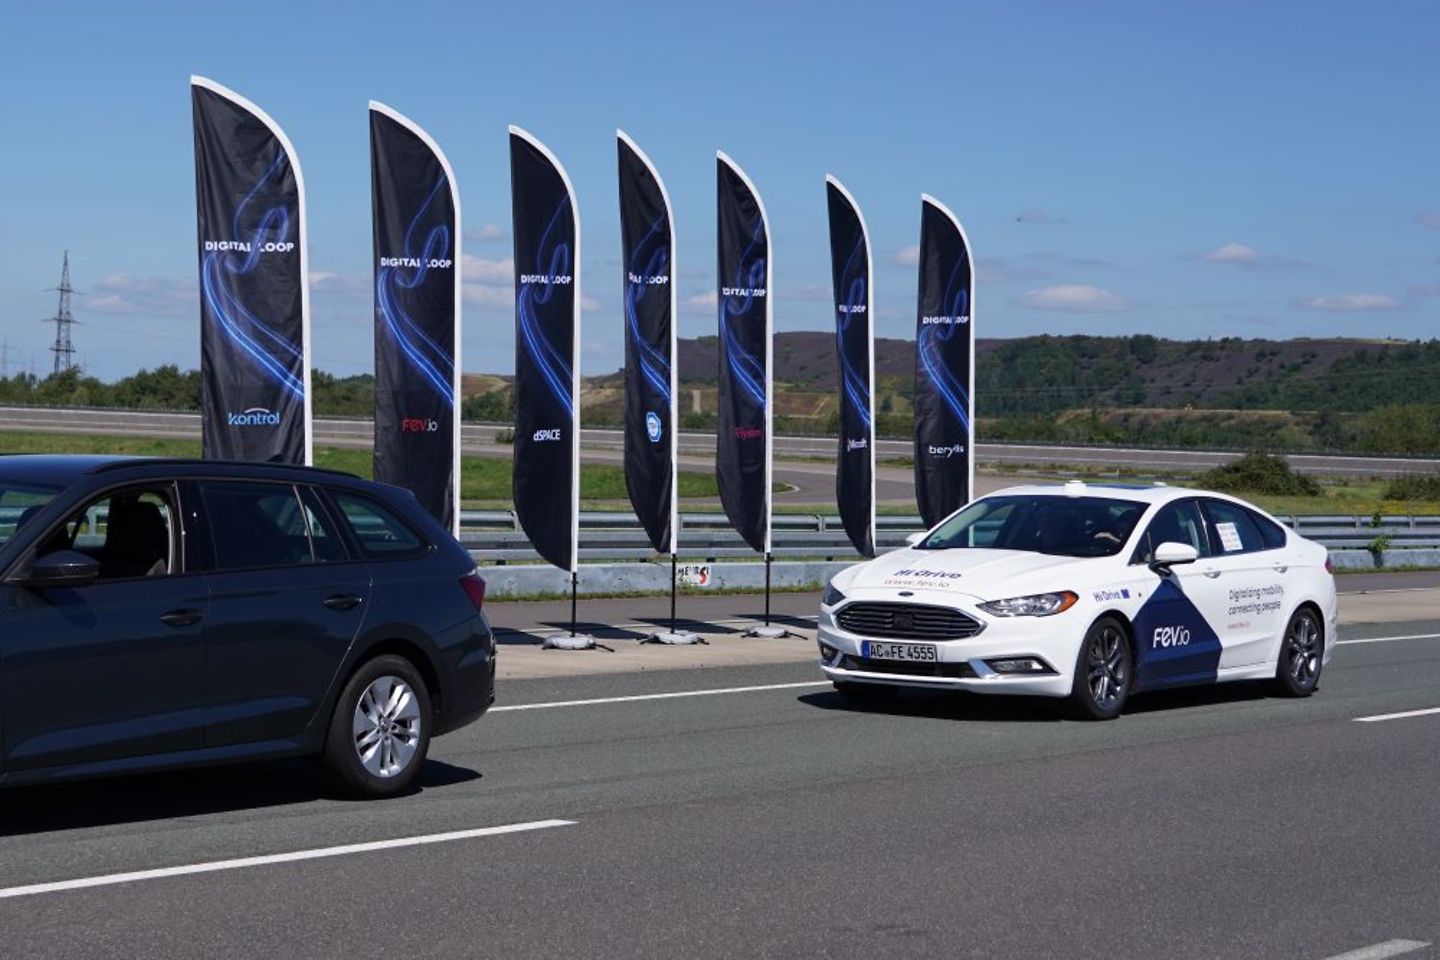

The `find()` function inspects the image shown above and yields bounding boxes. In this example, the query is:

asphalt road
[0,612,1438,958]
[3,405,1434,486]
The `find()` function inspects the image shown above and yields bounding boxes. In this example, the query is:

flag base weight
[745,624,789,639]
[644,630,703,645]
[543,633,597,650]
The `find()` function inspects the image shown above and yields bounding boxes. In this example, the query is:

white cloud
[1292,292,1401,311]
[464,224,507,243]
[87,273,194,317]
[684,290,717,310]
[1202,242,1259,263]
[462,283,512,308]
[581,296,602,312]
[891,245,920,268]
[462,254,513,283]
[1416,210,1440,230]
[1016,284,1130,312]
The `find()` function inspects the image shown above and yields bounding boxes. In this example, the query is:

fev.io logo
[1152,625,1192,648]
[227,408,281,427]
[401,418,439,433]
[645,411,663,443]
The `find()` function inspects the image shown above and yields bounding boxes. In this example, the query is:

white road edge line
[492,681,832,712]
[1353,707,1440,724]
[1318,938,1430,960]
[1336,633,1440,646]
[0,819,576,901]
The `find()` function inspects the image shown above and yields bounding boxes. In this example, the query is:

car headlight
[821,581,846,606]
[977,591,1078,617]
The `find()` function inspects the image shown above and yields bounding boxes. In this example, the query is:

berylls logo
[1152,626,1192,648]
[1093,588,1132,602]
[380,257,452,270]
[846,437,868,452]
[401,418,439,433]
[928,443,966,458]
[920,314,969,325]
[533,428,563,442]
[204,240,295,254]
[227,408,281,427]
[645,411,663,443]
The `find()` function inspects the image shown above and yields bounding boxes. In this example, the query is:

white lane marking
[0,819,575,901]
[1336,633,1440,647]
[492,681,832,713]
[1353,707,1440,724]
[1318,939,1430,960]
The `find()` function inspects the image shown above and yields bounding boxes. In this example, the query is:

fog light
[988,657,1052,674]
[818,642,839,664]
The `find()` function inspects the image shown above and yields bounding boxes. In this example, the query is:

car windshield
[0,481,63,550]
[917,494,1147,558]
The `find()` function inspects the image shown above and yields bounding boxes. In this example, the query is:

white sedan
[817,481,1337,719]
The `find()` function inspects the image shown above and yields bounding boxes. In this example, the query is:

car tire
[323,654,433,799]
[1069,616,1132,720]
[833,681,898,702]
[1270,606,1323,698]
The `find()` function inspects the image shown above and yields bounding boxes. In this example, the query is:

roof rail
[87,458,359,479]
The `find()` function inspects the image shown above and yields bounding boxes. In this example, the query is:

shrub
[1382,473,1440,501]
[1199,452,1323,496]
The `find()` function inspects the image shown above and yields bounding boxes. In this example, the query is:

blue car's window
[199,481,320,570]
[919,495,1146,558]
[331,492,426,559]
[0,482,62,550]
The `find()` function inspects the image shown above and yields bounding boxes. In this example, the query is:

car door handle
[160,608,204,628]
[1273,565,1289,574]
[323,594,363,611]
[1202,569,1222,579]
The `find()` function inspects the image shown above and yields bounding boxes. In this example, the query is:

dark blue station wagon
[0,456,495,798]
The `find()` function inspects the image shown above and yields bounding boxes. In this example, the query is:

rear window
[0,482,61,550]
[330,491,427,559]
[1201,499,1268,554]
[199,481,327,570]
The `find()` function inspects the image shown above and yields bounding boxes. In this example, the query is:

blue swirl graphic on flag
[719,213,767,408]
[624,214,672,405]
[835,235,872,431]
[517,195,575,418]
[200,148,305,401]
[917,255,971,432]
[376,174,455,405]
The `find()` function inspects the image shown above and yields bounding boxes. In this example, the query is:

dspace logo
[533,428,563,442]
[645,411,663,443]
[227,408,281,427]
[401,418,439,433]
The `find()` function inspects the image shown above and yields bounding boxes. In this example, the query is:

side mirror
[1150,541,1198,573]
[17,550,100,589]
[904,531,926,547]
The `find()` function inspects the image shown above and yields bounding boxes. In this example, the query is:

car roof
[0,454,359,487]
[984,480,1220,506]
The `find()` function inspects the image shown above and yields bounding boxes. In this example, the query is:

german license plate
[862,641,938,662]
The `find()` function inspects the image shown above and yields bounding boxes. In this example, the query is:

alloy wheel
[352,675,423,778]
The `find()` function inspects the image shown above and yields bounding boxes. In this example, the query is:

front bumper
[817,599,1080,698]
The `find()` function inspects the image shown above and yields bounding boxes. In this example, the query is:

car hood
[833,547,1105,603]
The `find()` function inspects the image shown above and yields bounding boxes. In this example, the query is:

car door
[1128,498,1230,690]
[1198,499,1289,668]
[193,480,372,748]
[0,481,209,771]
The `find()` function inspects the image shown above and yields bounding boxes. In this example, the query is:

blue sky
[1,0,1436,379]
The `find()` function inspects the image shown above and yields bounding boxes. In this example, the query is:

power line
[44,251,77,375]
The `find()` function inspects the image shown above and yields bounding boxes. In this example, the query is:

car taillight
[460,571,486,612]
[1324,555,1334,575]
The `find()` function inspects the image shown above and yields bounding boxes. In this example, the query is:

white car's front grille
[835,602,983,641]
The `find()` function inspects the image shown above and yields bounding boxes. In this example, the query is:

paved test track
[0,586,1438,958]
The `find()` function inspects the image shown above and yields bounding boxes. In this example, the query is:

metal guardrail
[456,511,1440,563]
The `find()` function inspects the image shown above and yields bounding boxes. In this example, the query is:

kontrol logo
[645,411,663,443]
[227,408,281,427]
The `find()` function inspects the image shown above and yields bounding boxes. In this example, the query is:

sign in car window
[1216,521,1244,552]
